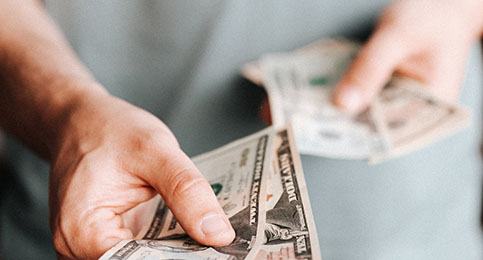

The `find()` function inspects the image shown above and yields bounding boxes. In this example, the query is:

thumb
[333,29,410,113]
[145,147,236,246]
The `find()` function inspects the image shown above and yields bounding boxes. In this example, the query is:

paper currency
[241,39,357,88]
[260,48,386,159]
[259,128,320,260]
[369,77,470,162]
[100,127,321,260]
[243,38,470,162]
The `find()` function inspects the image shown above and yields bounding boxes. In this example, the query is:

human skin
[0,1,234,259]
[1,0,483,259]
[333,0,483,113]
[260,0,483,123]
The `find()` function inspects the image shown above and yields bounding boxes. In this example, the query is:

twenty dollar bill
[100,127,321,260]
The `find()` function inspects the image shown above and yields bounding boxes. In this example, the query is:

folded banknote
[100,126,321,260]
[242,39,470,163]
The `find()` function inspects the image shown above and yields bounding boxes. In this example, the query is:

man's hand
[49,91,235,259]
[0,1,234,259]
[333,0,483,113]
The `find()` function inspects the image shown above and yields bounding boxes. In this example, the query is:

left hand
[333,0,483,113]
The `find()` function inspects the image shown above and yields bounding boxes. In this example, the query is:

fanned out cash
[100,126,321,260]
[242,39,470,163]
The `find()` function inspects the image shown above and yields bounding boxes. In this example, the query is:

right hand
[333,0,483,114]
[49,90,235,259]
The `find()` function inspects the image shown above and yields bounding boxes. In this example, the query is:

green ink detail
[211,183,223,196]
[309,76,330,86]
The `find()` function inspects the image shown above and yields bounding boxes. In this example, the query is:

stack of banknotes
[242,39,470,163]
[101,127,321,260]
[101,38,471,259]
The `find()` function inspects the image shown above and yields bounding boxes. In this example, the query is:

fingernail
[201,213,232,238]
[338,87,363,113]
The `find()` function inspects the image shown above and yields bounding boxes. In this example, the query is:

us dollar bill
[259,40,387,159]
[369,77,470,163]
[255,127,321,260]
[242,38,358,87]
[100,127,322,260]
[244,38,470,162]
[100,128,273,260]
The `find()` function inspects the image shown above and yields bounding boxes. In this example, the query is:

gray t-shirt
[1,1,481,259]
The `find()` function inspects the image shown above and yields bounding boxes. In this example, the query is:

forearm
[0,0,107,159]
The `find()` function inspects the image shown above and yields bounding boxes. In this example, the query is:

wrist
[45,79,110,159]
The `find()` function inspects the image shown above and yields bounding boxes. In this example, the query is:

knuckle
[127,129,179,155]
[167,168,208,201]
[126,131,158,153]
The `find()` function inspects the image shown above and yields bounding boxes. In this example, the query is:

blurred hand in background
[333,0,483,113]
